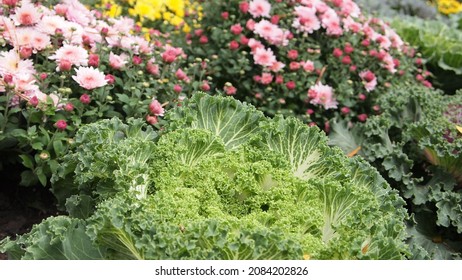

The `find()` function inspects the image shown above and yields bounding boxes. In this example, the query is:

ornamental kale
[1,93,410,259]
[329,84,462,259]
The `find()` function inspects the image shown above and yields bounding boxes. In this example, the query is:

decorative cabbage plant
[329,84,462,259]
[391,17,462,93]
[1,93,410,260]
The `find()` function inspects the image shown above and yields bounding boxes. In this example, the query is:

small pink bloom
[221,12,229,19]
[54,4,67,15]
[349,65,357,72]
[132,56,142,65]
[359,70,377,92]
[88,54,99,67]
[422,80,432,88]
[146,115,158,125]
[253,47,276,67]
[230,24,243,35]
[287,50,298,60]
[199,35,208,44]
[59,60,72,72]
[306,109,314,115]
[240,35,249,45]
[72,67,108,90]
[308,82,338,110]
[105,74,115,85]
[40,73,48,80]
[246,19,256,30]
[293,6,320,34]
[175,69,188,80]
[361,39,370,47]
[324,121,330,134]
[19,47,32,59]
[201,81,211,91]
[302,60,315,72]
[333,48,343,58]
[13,2,40,26]
[224,84,237,95]
[286,81,295,90]
[173,84,182,93]
[29,96,39,107]
[358,93,366,101]
[49,45,89,71]
[146,60,160,76]
[55,120,67,131]
[109,52,128,70]
[260,72,273,85]
[289,61,300,71]
[358,114,368,122]
[194,29,203,37]
[229,40,239,50]
[3,0,18,7]
[149,100,165,116]
[249,0,271,18]
[341,56,352,65]
[269,61,285,72]
[240,1,250,13]
[344,44,354,54]
[341,107,350,115]
[271,15,280,24]
[275,75,283,84]
[80,93,91,104]
[64,103,74,112]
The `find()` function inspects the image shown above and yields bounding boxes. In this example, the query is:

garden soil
[0,164,58,260]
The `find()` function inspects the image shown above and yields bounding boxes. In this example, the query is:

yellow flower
[437,0,462,14]
[98,0,201,32]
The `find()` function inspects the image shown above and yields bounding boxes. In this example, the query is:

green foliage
[391,17,462,92]
[2,93,410,259]
[356,0,437,19]
[329,83,462,258]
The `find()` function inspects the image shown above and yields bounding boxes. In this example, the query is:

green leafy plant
[355,0,437,19]
[329,83,462,259]
[391,17,462,93]
[1,93,410,259]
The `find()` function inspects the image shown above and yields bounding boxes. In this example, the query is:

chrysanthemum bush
[0,0,206,186]
[181,0,430,130]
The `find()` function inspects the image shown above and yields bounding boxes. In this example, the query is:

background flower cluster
[0,0,208,186]
[180,0,429,131]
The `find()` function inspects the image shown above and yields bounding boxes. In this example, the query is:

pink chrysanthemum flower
[253,19,288,46]
[308,82,338,110]
[109,52,129,70]
[249,0,271,18]
[292,6,320,34]
[72,66,108,90]
[0,49,35,76]
[359,70,377,92]
[61,21,84,45]
[13,28,50,51]
[49,45,89,71]
[253,47,277,67]
[37,15,68,35]
[13,2,41,26]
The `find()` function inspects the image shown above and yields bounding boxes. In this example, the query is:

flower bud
[55,119,68,131]
[39,151,50,160]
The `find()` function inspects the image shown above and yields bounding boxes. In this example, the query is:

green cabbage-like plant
[329,84,462,259]
[1,93,410,260]
[391,17,462,92]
